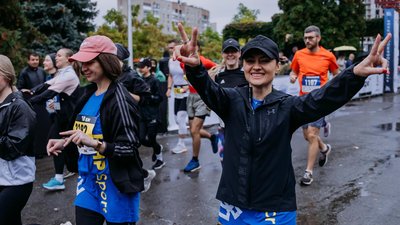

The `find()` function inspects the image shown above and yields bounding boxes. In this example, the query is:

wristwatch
[94,140,103,152]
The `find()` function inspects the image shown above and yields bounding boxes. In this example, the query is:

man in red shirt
[290,25,339,186]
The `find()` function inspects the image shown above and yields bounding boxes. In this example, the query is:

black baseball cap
[241,35,279,60]
[222,38,240,52]
[137,58,152,68]
[115,43,130,60]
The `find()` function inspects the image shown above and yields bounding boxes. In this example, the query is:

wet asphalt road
[22,94,400,225]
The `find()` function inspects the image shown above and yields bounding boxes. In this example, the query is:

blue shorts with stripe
[218,202,296,225]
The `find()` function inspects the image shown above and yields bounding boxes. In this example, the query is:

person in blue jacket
[173,23,391,225]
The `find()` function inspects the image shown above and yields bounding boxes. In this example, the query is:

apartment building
[117,0,217,34]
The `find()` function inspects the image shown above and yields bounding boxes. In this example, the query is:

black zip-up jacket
[0,92,36,161]
[17,66,47,90]
[215,67,248,88]
[65,81,144,193]
[141,74,163,121]
[186,64,365,212]
[118,64,151,104]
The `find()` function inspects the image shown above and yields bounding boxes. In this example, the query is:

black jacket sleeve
[17,69,28,90]
[102,83,141,159]
[142,77,163,105]
[185,64,231,118]
[29,89,58,105]
[289,65,366,130]
[0,102,36,161]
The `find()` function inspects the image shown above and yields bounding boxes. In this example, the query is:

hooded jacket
[0,92,36,160]
[65,81,144,193]
[186,64,365,212]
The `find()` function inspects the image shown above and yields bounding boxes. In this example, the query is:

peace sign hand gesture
[354,33,392,77]
[173,23,201,67]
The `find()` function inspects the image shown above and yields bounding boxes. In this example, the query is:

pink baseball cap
[69,35,117,62]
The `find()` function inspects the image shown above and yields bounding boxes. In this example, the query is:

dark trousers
[48,113,65,174]
[139,119,161,155]
[76,206,136,225]
[0,182,33,225]
[157,82,168,133]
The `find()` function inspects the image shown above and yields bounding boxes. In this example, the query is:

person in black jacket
[214,38,247,163]
[173,23,391,224]
[47,36,143,225]
[137,58,165,170]
[115,43,150,104]
[0,55,36,225]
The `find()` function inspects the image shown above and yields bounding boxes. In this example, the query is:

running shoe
[324,122,331,137]
[300,171,313,186]
[152,160,166,170]
[63,171,76,179]
[183,159,201,172]
[319,144,332,167]
[43,178,65,190]
[143,170,156,193]
[210,134,219,154]
[171,143,187,154]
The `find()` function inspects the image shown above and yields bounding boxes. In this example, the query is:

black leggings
[139,120,161,155]
[0,182,33,225]
[76,206,136,225]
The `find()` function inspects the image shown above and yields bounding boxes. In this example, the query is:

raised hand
[354,33,392,77]
[173,23,201,67]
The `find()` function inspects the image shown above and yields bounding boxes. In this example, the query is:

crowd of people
[0,22,391,225]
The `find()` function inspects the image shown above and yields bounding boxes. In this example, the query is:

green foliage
[232,3,259,23]
[89,9,128,46]
[91,5,173,59]
[200,27,222,62]
[22,0,98,55]
[274,0,365,50]
[0,0,41,72]
[223,22,274,42]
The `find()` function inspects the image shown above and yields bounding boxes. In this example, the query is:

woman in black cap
[174,23,391,225]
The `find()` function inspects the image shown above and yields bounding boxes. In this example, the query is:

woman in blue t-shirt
[47,36,143,225]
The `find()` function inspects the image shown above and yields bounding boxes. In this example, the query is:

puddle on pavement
[377,122,400,132]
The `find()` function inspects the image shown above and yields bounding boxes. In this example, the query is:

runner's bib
[74,115,100,155]
[302,76,321,93]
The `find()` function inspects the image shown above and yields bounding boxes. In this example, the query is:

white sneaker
[171,143,187,154]
[142,170,156,193]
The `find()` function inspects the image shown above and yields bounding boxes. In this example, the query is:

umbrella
[333,46,357,51]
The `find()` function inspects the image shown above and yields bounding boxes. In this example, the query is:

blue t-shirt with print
[74,92,140,223]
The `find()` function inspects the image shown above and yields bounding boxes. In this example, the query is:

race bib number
[74,115,98,155]
[302,76,321,93]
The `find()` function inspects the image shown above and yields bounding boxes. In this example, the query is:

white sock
[178,138,185,146]
[156,153,163,161]
[55,174,63,183]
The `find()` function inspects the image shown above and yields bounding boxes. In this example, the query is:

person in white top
[166,40,189,154]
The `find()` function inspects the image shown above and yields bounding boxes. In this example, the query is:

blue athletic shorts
[218,202,296,225]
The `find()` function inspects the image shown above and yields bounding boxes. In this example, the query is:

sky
[94,0,281,33]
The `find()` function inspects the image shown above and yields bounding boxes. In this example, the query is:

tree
[0,0,41,72]
[232,3,259,23]
[200,27,222,62]
[223,22,274,43]
[91,5,172,59]
[89,8,129,46]
[274,0,365,50]
[22,0,98,55]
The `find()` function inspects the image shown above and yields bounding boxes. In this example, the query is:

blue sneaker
[183,159,201,172]
[42,177,65,190]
